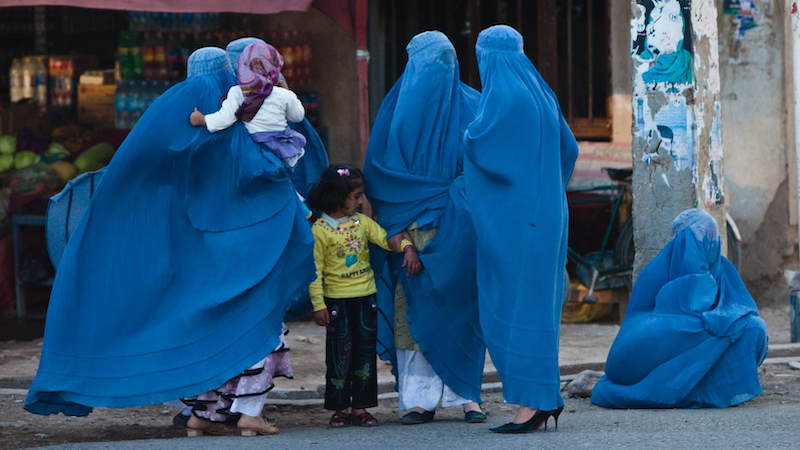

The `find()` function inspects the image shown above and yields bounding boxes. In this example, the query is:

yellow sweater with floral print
[309,213,409,311]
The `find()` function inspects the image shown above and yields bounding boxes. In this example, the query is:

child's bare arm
[189,107,206,127]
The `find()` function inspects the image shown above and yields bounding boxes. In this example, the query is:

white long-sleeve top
[204,85,305,134]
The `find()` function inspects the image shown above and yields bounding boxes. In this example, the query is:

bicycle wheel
[726,214,742,271]
[615,218,635,289]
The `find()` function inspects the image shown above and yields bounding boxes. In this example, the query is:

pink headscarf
[235,42,284,122]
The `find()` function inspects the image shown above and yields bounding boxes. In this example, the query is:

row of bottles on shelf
[9,56,47,106]
[116,29,315,86]
[128,12,220,33]
[118,30,189,81]
[271,30,313,88]
[113,79,321,130]
[294,80,321,128]
[115,80,173,130]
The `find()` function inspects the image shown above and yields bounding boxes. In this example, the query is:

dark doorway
[368,0,612,140]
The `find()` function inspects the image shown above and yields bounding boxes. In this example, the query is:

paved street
[24,397,800,450]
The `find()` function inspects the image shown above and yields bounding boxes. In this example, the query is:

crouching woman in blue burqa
[591,209,768,409]
[24,47,316,434]
[463,25,578,433]
[363,30,486,425]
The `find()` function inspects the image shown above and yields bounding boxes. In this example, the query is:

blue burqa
[363,31,485,401]
[591,209,768,408]
[226,37,329,199]
[25,48,315,416]
[463,25,578,411]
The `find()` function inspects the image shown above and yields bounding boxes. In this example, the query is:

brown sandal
[239,415,279,436]
[352,411,379,427]
[329,412,350,428]
[186,416,233,437]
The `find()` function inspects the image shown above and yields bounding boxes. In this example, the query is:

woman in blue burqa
[363,30,486,425]
[24,47,315,434]
[591,209,768,409]
[463,25,578,433]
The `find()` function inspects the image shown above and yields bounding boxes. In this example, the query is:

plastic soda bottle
[34,56,48,107]
[9,58,23,103]
[115,80,129,129]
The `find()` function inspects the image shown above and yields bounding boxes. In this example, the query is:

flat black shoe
[400,410,435,425]
[464,410,487,423]
[489,406,563,434]
[172,412,190,428]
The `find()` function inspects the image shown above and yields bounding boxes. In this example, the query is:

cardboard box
[48,55,97,77]
[79,70,116,86]
[77,84,116,127]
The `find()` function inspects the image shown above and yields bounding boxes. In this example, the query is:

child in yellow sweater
[306,163,420,428]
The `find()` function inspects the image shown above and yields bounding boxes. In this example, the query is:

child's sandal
[352,411,379,427]
[329,412,350,428]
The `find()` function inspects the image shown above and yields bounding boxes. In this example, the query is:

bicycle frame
[566,184,632,280]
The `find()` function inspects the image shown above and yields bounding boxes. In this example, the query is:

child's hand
[189,107,206,127]
[402,250,422,277]
[313,308,330,326]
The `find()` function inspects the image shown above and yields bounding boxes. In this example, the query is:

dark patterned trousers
[324,295,378,411]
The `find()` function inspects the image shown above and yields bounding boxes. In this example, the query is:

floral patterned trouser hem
[184,350,293,421]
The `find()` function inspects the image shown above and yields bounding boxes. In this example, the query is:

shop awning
[0,0,312,14]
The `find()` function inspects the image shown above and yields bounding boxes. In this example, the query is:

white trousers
[397,349,469,411]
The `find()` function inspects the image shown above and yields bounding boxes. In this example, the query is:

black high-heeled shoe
[489,406,563,434]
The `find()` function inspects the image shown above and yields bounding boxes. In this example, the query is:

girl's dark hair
[306,163,366,214]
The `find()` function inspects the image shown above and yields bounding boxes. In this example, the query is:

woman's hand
[189,108,206,127]
[387,231,413,253]
[402,250,422,277]
[313,308,330,326]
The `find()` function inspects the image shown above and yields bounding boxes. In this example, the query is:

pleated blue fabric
[289,118,329,199]
[364,31,485,401]
[591,209,768,408]
[463,25,578,411]
[45,168,106,270]
[25,47,315,416]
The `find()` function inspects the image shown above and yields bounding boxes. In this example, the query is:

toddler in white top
[190,42,307,168]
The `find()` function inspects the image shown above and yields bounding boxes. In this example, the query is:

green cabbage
[14,151,40,170]
[0,135,16,155]
[0,153,14,171]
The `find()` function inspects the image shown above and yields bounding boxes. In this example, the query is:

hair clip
[337,168,350,177]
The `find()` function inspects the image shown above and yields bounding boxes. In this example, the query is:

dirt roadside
[0,304,796,450]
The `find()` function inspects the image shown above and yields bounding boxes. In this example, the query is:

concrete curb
[765,343,800,358]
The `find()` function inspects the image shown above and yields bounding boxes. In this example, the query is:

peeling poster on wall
[704,101,725,205]
[724,0,759,42]
[654,95,695,173]
[632,0,693,92]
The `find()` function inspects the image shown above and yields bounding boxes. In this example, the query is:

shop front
[0,0,367,315]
